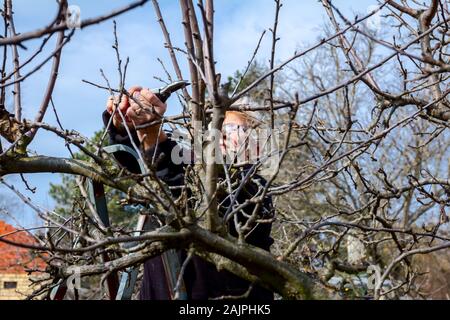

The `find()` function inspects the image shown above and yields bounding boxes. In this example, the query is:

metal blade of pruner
[152,80,190,103]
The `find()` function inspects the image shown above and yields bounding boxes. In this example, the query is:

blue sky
[0,0,377,228]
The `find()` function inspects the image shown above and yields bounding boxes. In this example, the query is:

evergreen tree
[49,131,136,227]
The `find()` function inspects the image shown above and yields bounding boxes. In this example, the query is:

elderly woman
[103,86,274,300]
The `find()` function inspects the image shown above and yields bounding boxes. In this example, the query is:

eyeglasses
[222,124,250,134]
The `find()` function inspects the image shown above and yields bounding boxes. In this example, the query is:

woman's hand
[127,88,167,126]
[106,86,168,151]
[106,86,143,130]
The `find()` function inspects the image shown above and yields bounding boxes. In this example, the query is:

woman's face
[220,113,250,162]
